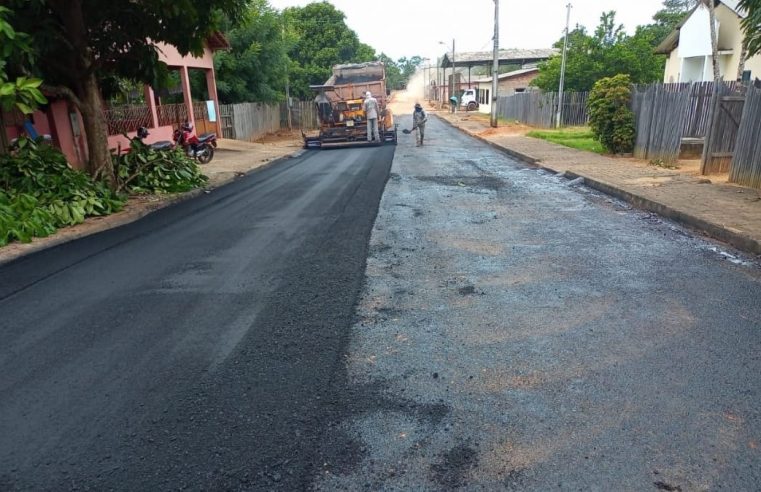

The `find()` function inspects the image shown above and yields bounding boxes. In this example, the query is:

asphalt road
[0,144,395,490]
[316,115,761,491]
[3,115,761,491]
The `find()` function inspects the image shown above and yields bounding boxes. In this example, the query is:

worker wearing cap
[413,103,427,146]
[363,91,381,143]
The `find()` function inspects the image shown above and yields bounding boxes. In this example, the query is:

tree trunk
[706,0,721,82]
[0,109,9,155]
[737,39,749,81]
[77,72,115,187]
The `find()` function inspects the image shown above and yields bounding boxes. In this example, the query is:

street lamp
[439,40,455,109]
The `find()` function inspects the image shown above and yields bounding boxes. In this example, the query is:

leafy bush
[587,74,635,154]
[0,191,56,244]
[113,139,207,194]
[0,137,124,245]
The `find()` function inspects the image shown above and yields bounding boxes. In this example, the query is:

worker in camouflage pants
[413,103,427,146]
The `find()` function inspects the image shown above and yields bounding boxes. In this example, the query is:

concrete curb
[0,150,302,267]
[435,114,542,165]
[436,114,761,256]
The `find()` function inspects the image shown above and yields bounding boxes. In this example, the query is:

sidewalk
[438,112,761,256]
[0,136,303,265]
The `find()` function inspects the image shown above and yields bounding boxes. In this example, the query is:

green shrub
[113,139,208,194]
[587,74,635,154]
[0,137,125,245]
[0,191,56,244]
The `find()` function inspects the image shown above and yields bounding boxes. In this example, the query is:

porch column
[179,65,195,129]
[144,85,159,129]
[205,68,222,138]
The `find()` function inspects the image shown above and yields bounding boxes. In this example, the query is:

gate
[701,85,746,174]
[220,104,235,139]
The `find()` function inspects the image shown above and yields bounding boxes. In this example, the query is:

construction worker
[413,102,427,146]
[363,91,381,142]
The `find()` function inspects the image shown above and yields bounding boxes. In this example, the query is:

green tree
[283,1,376,98]
[214,1,290,104]
[650,0,699,44]
[0,6,46,153]
[738,0,761,57]
[379,53,403,90]
[532,11,665,92]
[588,74,635,154]
[5,0,246,186]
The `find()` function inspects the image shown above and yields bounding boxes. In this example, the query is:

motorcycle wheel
[197,145,214,164]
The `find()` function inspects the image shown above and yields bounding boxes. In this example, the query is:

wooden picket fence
[630,82,744,164]
[631,85,691,162]
[729,86,761,188]
[219,101,319,142]
[494,91,589,128]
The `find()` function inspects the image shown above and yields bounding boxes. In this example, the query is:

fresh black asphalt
[0,145,395,490]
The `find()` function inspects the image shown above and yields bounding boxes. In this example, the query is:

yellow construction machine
[303,62,397,149]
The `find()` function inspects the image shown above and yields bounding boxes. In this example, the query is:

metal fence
[157,103,189,128]
[103,105,152,135]
[494,91,589,128]
[220,101,319,141]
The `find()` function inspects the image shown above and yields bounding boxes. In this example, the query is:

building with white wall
[656,0,761,83]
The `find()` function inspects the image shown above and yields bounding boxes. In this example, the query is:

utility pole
[452,38,456,111]
[490,0,499,127]
[556,3,572,129]
[423,62,427,100]
[282,23,292,130]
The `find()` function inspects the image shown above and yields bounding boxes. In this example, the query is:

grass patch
[526,127,605,154]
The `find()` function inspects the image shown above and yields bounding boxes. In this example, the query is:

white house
[656,0,761,83]
[474,67,540,114]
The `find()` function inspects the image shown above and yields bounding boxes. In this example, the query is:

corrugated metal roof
[472,67,540,83]
[440,48,557,68]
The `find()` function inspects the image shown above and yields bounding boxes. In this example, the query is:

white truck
[459,89,479,111]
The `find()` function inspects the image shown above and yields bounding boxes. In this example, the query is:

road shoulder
[0,138,304,266]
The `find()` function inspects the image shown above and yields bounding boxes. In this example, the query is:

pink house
[2,35,229,170]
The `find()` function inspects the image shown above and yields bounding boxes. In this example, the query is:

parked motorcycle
[173,121,217,164]
[135,127,174,151]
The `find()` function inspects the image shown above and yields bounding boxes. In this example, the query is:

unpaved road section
[0,146,394,490]
[316,116,761,491]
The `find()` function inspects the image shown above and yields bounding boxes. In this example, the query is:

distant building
[436,49,556,102]
[2,35,229,169]
[655,0,761,83]
[474,67,540,114]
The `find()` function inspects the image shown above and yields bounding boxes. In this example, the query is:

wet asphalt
[0,145,395,490]
[2,115,761,491]
[316,115,761,491]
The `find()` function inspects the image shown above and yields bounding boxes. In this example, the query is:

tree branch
[41,84,83,109]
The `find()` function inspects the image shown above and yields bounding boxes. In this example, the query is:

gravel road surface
[315,115,761,491]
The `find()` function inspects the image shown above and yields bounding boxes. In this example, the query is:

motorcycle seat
[198,133,216,142]
[151,141,174,151]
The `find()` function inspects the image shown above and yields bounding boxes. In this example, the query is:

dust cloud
[387,70,427,116]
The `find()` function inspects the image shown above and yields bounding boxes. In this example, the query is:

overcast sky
[268,0,667,61]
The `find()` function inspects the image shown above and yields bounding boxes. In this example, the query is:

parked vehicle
[173,121,217,164]
[460,89,479,111]
[303,61,397,149]
[135,127,174,151]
